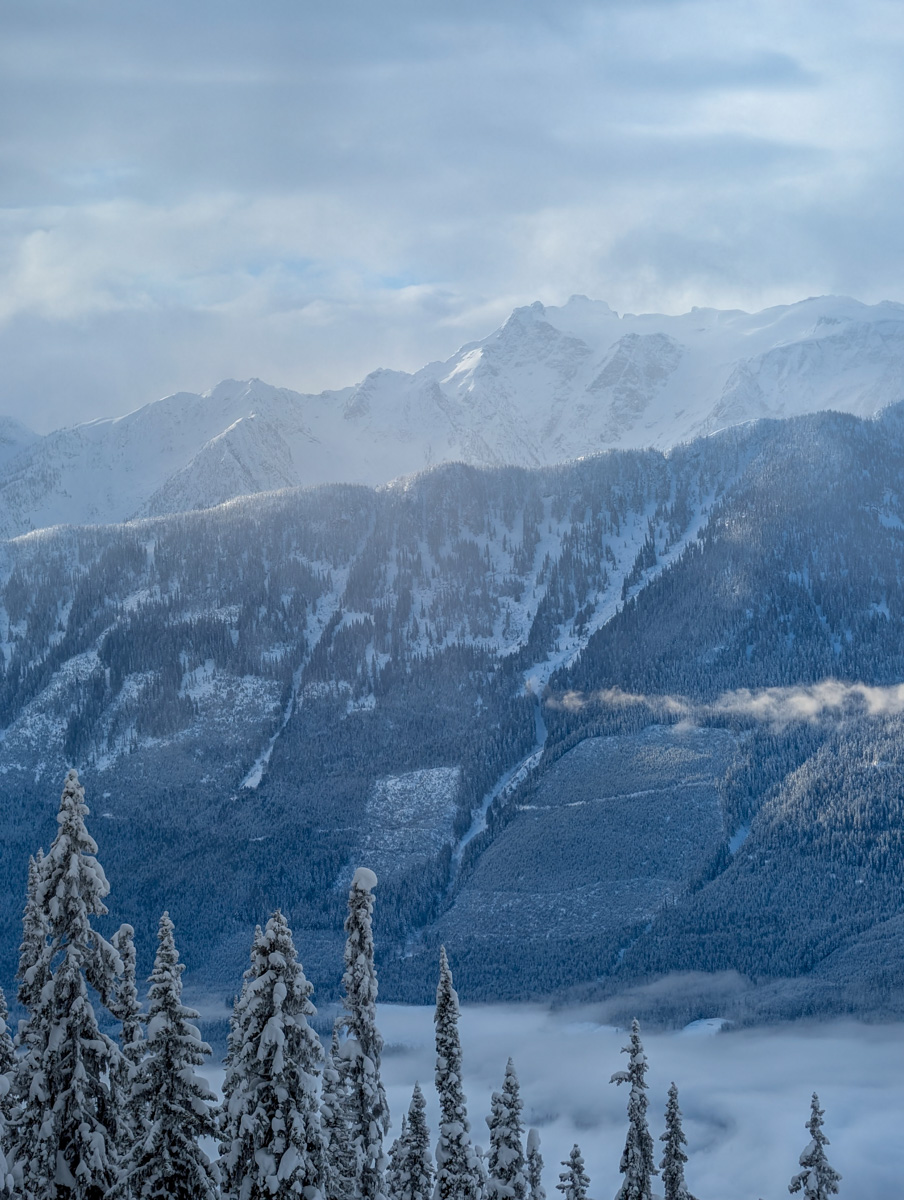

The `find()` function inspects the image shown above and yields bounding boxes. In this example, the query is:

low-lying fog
[375,1005,903,1200]
[203,1002,903,1197]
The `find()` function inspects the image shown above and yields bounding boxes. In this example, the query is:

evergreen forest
[0,770,844,1200]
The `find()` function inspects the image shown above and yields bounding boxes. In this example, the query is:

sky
[3,0,904,431]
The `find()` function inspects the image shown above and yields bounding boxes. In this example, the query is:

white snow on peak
[2,295,904,538]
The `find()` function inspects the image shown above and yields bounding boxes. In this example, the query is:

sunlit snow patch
[681,1018,731,1036]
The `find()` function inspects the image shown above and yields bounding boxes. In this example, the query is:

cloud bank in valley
[3,1,904,428]
[373,1004,904,1200]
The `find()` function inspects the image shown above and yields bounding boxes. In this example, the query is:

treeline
[0,771,842,1200]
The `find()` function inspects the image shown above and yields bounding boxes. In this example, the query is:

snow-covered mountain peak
[4,294,904,539]
[204,377,297,407]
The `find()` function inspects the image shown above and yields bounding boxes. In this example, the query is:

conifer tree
[109,923,145,1155]
[0,989,14,1105]
[338,868,390,1200]
[114,912,220,1200]
[222,922,264,1122]
[434,946,483,1200]
[220,911,325,1200]
[610,1019,657,1200]
[0,1120,10,1198]
[0,987,14,1199]
[110,924,143,1066]
[322,1021,356,1200]
[16,851,47,1015]
[486,1059,526,1200]
[387,1117,408,1200]
[526,1130,545,1200]
[660,1083,697,1200]
[12,846,51,1154]
[788,1094,841,1199]
[0,1107,11,1199]
[9,769,123,1200]
[397,1083,434,1200]
[556,1145,589,1200]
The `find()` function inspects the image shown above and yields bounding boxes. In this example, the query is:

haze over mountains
[2,294,904,538]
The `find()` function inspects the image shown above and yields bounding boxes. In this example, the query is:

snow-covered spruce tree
[0,1109,11,1196]
[0,989,14,1105]
[486,1059,526,1200]
[397,1083,433,1200]
[386,1117,408,1200]
[434,946,483,1200]
[223,923,265,1079]
[610,1019,657,1200]
[322,1020,356,1200]
[338,868,390,1200]
[16,851,48,1016]
[788,1093,841,1199]
[221,922,264,1161]
[0,1115,11,1198]
[113,912,219,1200]
[556,1145,589,1200]
[526,1130,545,1200]
[660,1083,697,1200]
[109,923,145,1156]
[220,910,326,1200]
[9,769,124,1200]
[110,924,143,1067]
[0,987,14,1198]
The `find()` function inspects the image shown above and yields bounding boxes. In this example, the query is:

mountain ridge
[3,295,904,539]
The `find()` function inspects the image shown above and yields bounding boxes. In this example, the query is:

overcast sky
[3,0,904,430]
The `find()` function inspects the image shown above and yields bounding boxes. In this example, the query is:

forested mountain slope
[2,406,904,1019]
[2,295,904,540]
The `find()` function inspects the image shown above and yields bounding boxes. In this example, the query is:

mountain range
[3,295,904,1026]
[0,408,903,1025]
[2,295,904,538]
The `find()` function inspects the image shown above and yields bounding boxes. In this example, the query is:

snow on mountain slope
[2,295,904,538]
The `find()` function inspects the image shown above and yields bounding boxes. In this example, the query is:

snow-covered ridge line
[3,295,904,540]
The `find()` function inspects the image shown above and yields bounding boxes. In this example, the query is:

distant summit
[2,295,904,538]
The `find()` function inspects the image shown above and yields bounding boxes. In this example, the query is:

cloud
[546,679,904,729]
[2,1,904,429]
[711,680,904,724]
[545,687,690,717]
